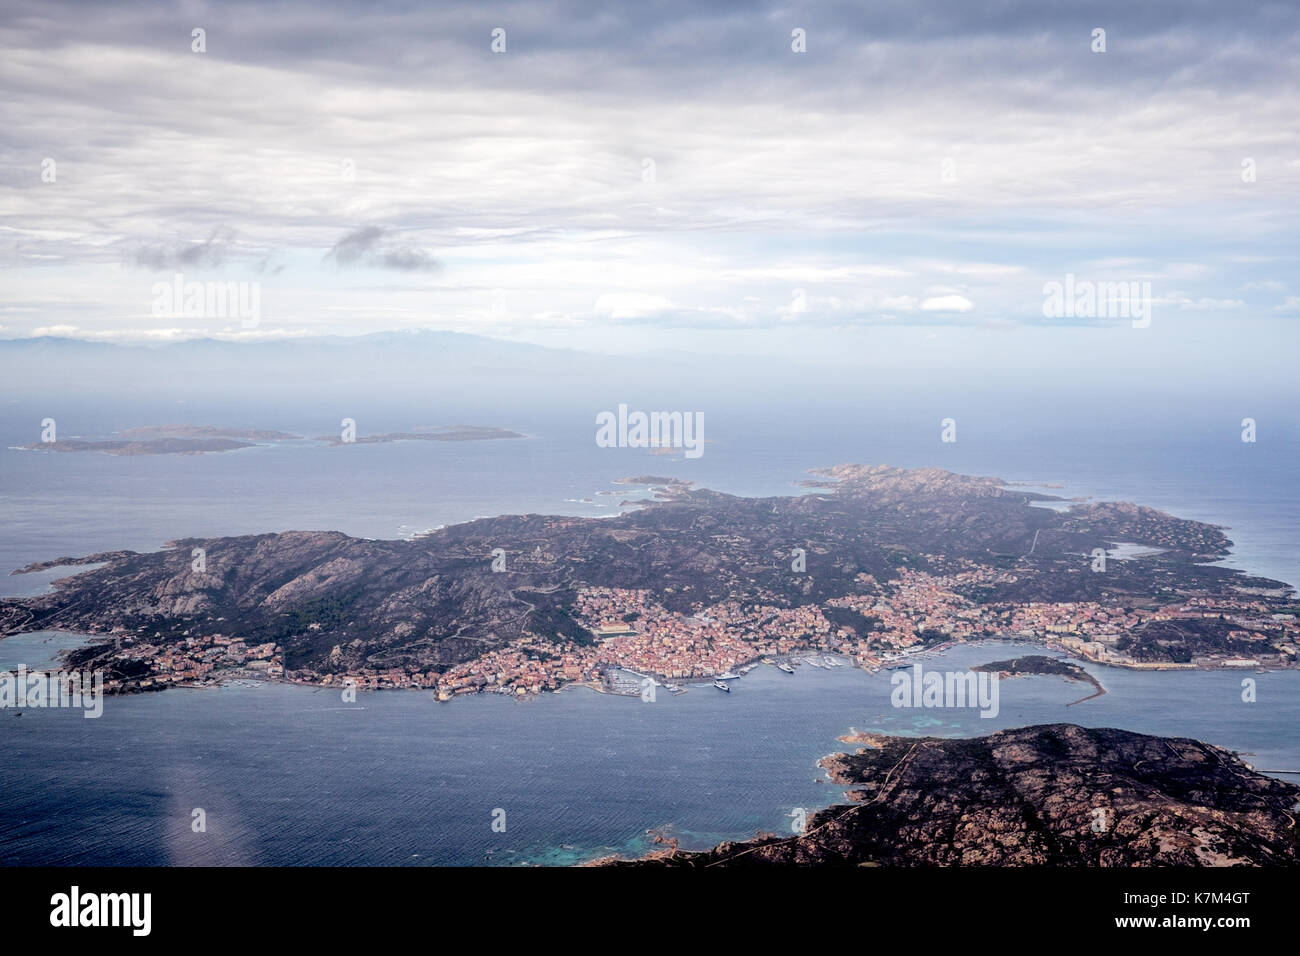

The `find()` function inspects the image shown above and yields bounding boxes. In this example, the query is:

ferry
[712,679,731,692]
[717,671,741,680]
[776,662,795,674]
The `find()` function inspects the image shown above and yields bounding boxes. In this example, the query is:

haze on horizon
[1,0,1298,385]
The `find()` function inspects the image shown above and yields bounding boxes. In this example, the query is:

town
[77,561,1300,698]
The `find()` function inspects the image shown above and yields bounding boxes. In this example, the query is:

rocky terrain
[1,464,1293,683]
[615,724,1300,866]
[974,655,1106,701]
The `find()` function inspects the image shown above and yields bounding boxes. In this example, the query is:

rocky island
[1,465,1296,697]
[612,723,1300,866]
[973,654,1107,703]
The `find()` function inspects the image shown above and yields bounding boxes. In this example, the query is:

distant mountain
[0,328,1112,401]
[0,330,619,395]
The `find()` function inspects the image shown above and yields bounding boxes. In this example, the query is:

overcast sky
[1,0,1298,375]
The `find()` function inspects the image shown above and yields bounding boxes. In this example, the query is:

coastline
[7,630,1300,867]
[3,464,1296,703]
[1,627,1291,705]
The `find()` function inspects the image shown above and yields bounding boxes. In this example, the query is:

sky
[1,0,1298,377]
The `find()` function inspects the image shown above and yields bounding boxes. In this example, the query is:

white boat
[712,679,731,692]
[717,671,740,680]
[776,662,795,674]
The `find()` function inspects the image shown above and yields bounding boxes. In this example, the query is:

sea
[0,386,1296,865]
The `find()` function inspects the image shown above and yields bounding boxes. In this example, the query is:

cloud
[880,295,919,311]
[920,295,974,313]
[127,226,240,271]
[1,0,1297,358]
[1170,296,1244,311]
[592,293,675,319]
[323,226,441,273]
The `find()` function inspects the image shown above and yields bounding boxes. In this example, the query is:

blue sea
[0,387,1297,865]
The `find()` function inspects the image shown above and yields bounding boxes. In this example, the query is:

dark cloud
[2,0,1295,106]
[127,226,240,271]
[324,225,386,267]
[324,226,442,273]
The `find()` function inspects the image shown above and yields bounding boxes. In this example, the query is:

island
[609,723,1300,866]
[117,425,302,441]
[313,425,524,445]
[25,438,258,456]
[973,654,1106,704]
[24,424,301,456]
[24,423,522,455]
[1,464,1296,698]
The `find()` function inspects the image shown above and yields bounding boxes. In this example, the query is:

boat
[717,671,740,680]
[760,658,775,665]
[712,679,731,692]
[776,662,795,674]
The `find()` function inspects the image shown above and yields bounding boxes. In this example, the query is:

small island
[118,425,302,441]
[26,438,258,456]
[24,423,303,456]
[313,425,524,445]
[24,423,523,455]
[973,654,1106,704]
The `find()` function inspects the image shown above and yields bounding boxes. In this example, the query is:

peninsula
[973,654,1107,703]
